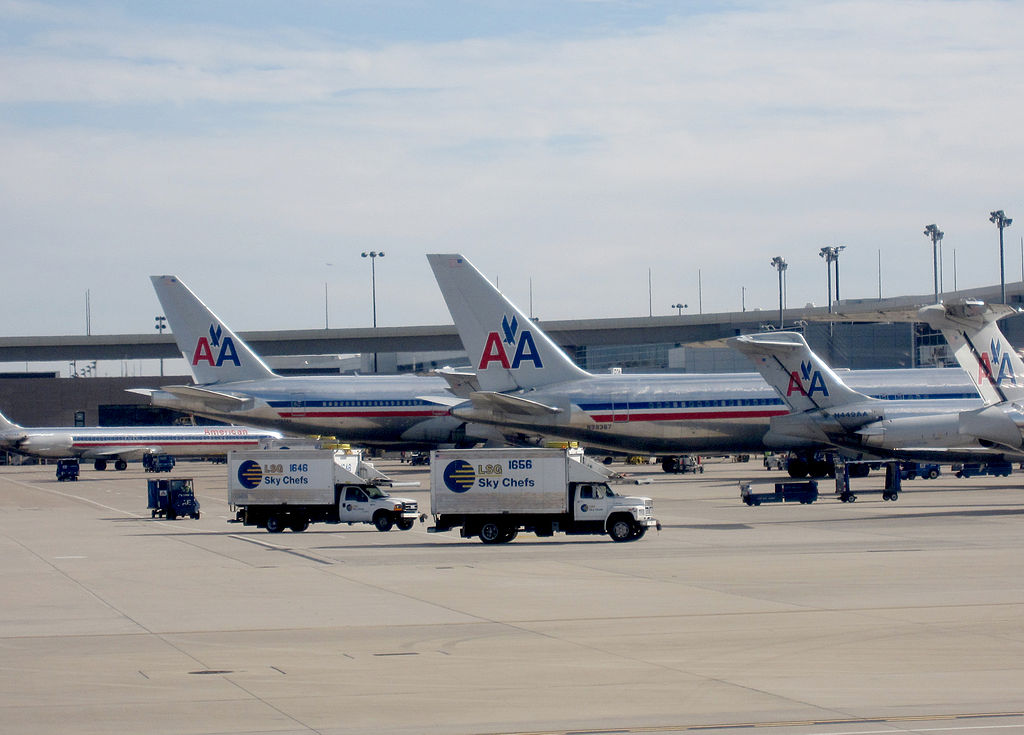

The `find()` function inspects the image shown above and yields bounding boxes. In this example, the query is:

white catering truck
[228,449,420,533]
[428,448,659,543]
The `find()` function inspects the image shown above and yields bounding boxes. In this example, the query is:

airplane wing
[79,446,150,460]
[416,395,465,408]
[464,391,563,417]
[136,385,256,412]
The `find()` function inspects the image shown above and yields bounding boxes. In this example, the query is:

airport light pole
[361,251,384,372]
[923,224,943,303]
[324,262,334,329]
[154,315,166,377]
[989,210,1013,303]
[671,303,688,315]
[818,245,845,313]
[770,256,787,329]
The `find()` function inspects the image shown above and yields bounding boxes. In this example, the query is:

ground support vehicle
[428,448,659,544]
[899,462,941,480]
[834,460,902,502]
[227,449,419,533]
[763,453,787,471]
[952,461,1013,478]
[147,477,200,519]
[55,458,79,481]
[143,453,176,473]
[740,480,818,506]
[661,455,703,474]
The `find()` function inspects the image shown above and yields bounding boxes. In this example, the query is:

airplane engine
[958,404,1024,450]
[857,414,963,450]
[18,432,74,457]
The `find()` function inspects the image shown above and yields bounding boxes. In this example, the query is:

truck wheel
[608,517,635,542]
[479,521,504,544]
[631,526,647,540]
[500,527,518,543]
[265,515,284,533]
[927,468,939,479]
[373,512,394,532]
[396,518,415,531]
[290,518,309,532]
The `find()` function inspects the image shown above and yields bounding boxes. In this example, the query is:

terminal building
[1,281,1022,430]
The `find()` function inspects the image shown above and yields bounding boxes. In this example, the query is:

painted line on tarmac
[228,533,334,564]
[2,475,146,517]
[496,712,1024,735]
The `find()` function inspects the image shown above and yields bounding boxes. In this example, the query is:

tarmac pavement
[1,457,1022,735]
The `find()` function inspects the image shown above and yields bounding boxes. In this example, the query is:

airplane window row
[276,400,426,408]
[70,435,252,442]
[597,398,785,410]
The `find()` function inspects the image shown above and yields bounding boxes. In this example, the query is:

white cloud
[0,0,1021,339]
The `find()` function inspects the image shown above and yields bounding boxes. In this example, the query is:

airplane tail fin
[729,332,871,413]
[917,301,1024,404]
[427,254,589,392]
[0,409,22,431]
[150,276,277,385]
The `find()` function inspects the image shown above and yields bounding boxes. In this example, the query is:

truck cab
[338,484,418,531]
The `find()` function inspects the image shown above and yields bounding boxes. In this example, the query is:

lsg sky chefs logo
[237,459,263,489]
[442,460,476,493]
[192,324,241,367]
[478,314,543,370]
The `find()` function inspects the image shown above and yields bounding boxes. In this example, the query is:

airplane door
[611,397,629,422]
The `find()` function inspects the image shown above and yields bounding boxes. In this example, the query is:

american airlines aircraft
[134,276,488,448]
[427,253,984,460]
[0,409,282,470]
[729,301,1024,461]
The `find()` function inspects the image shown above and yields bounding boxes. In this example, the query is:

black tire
[166,511,176,520]
[500,527,518,543]
[94,459,107,471]
[290,518,309,532]
[631,526,647,540]
[115,460,128,471]
[927,468,939,480]
[373,513,394,532]
[396,518,415,531]
[608,517,635,542]
[479,521,504,544]
[265,515,284,533]
[787,458,808,478]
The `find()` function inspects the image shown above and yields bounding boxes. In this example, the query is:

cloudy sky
[2,0,1022,355]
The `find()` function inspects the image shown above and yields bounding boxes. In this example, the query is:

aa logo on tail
[478,314,543,370]
[787,360,830,397]
[978,339,1018,386]
[192,324,241,367]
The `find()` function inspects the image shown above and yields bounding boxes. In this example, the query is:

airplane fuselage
[146,374,479,448]
[2,425,281,460]
[452,368,983,454]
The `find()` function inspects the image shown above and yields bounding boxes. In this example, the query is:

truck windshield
[603,485,617,497]
[363,486,389,499]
